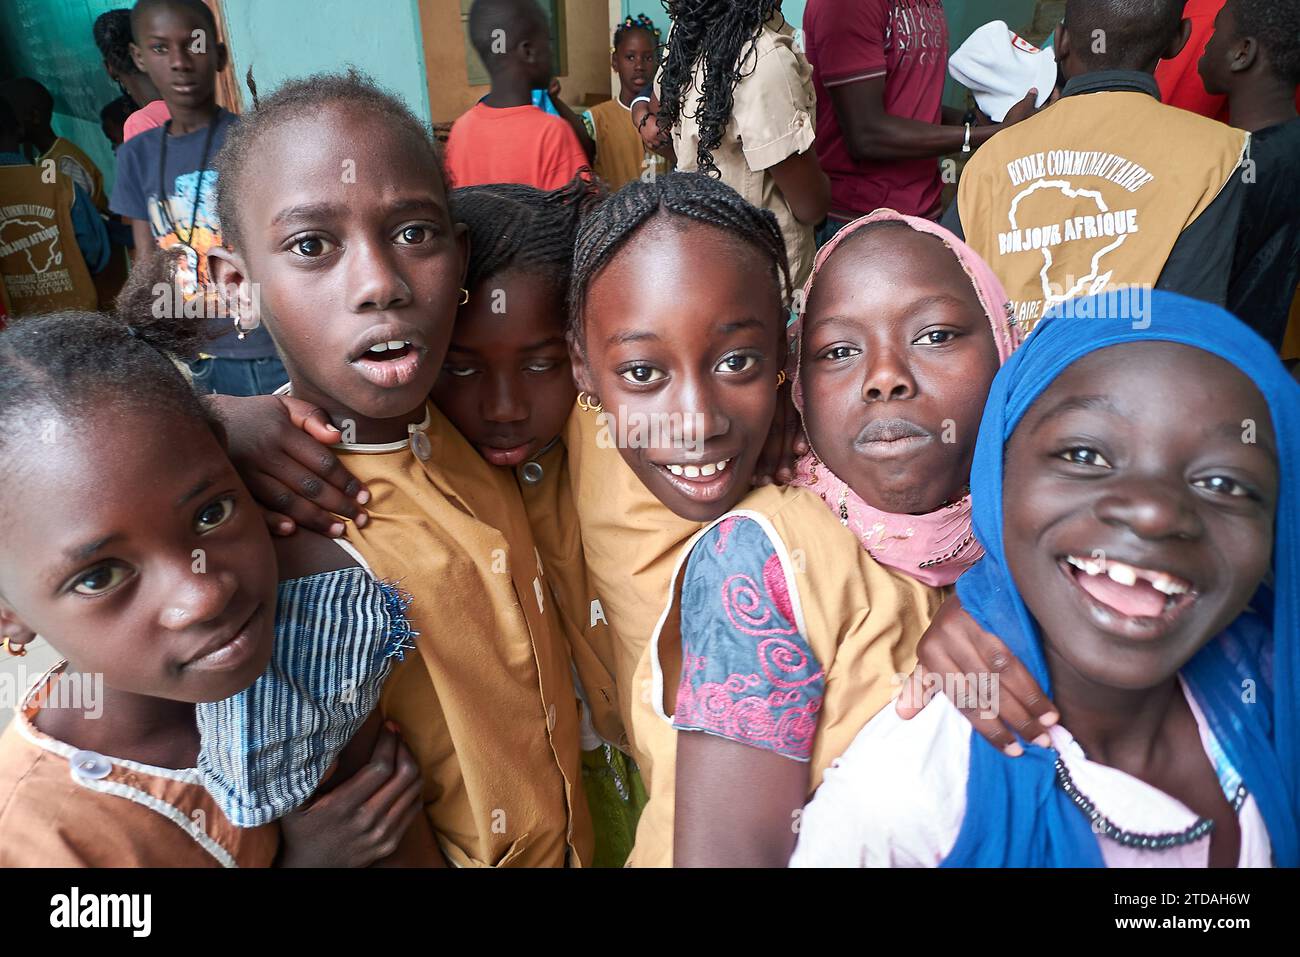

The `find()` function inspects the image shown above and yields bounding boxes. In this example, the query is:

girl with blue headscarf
[791,291,1298,867]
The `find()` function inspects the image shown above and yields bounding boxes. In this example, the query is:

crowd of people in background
[0,0,1296,870]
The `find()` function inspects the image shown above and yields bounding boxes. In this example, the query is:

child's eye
[1059,447,1112,468]
[291,236,334,258]
[195,496,236,533]
[444,365,477,377]
[620,364,665,384]
[715,353,759,374]
[525,359,559,373]
[1192,475,1255,499]
[820,345,860,362]
[71,563,132,597]
[395,225,431,245]
[915,330,957,345]
[151,44,166,54]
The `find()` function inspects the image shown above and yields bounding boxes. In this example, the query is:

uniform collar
[1062,70,1161,100]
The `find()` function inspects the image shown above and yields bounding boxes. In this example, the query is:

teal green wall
[0,0,129,190]
[220,0,432,124]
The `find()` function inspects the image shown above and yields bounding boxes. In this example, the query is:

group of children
[0,0,1296,869]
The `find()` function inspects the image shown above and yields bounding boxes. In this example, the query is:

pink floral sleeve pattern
[672,517,824,761]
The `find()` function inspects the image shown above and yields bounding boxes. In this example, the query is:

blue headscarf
[943,292,1300,868]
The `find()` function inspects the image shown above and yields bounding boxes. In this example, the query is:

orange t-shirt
[445,101,587,190]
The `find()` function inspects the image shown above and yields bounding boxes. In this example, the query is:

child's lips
[351,346,425,389]
[1057,558,1200,642]
[479,442,535,467]
[183,605,264,673]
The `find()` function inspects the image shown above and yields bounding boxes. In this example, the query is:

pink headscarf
[790,209,1021,587]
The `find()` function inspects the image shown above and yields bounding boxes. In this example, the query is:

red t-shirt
[804,0,949,220]
[1155,0,1300,122]
[444,101,588,191]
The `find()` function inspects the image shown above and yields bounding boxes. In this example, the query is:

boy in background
[111,0,286,396]
[1201,0,1300,350]
[445,0,590,190]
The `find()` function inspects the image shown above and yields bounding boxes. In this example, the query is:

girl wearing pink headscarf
[792,208,1021,588]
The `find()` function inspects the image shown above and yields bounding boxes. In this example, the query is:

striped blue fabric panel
[196,567,417,828]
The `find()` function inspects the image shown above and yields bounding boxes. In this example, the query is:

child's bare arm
[206,393,370,537]
[674,732,806,867]
[895,594,1058,754]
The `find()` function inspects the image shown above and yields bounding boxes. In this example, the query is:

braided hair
[93,9,142,79]
[0,251,218,460]
[614,13,660,51]
[656,0,785,176]
[214,68,445,250]
[567,172,790,352]
[451,176,605,303]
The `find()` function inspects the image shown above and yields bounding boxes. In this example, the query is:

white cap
[948,20,1057,122]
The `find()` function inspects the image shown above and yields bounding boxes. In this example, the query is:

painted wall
[0,0,132,191]
[221,0,433,123]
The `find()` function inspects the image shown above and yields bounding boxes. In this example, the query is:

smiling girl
[561,174,939,866]
[792,292,1299,867]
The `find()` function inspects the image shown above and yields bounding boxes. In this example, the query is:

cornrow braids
[93,9,141,78]
[214,68,445,250]
[567,172,790,353]
[0,252,218,459]
[614,12,660,50]
[656,0,785,176]
[451,175,605,303]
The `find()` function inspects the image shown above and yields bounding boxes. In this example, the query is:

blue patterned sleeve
[671,516,824,761]
[195,568,416,827]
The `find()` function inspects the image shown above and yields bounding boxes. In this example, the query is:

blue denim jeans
[188,354,290,397]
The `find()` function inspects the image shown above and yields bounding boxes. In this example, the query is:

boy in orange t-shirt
[446,0,590,190]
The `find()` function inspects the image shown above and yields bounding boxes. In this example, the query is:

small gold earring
[2,636,28,658]
[577,392,603,413]
[458,288,470,305]
[776,370,787,388]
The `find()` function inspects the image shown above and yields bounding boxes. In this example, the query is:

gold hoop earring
[577,392,603,414]
[776,370,787,388]
[458,288,470,305]
[2,636,27,658]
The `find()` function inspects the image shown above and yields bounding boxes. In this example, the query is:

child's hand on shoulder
[278,722,424,868]
[895,594,1059,755]
[207,393,371,538]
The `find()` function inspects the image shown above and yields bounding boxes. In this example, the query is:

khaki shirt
[667,15,818,289]
[340,405,591,867]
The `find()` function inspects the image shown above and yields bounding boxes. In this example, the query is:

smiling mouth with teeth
[664,459,731,480]
[366,340,414,359]
[1062,555,1197,620]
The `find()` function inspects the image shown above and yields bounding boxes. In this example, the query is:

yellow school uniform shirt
[517,439,623,748]
[563,404,702,768]
[625,484,942,867]
[0,163,98,314]
[957,84,1248,331]
[338,404,592,867]
[0,663,278,867]
[42,137,107,213]
[582,98,669,191]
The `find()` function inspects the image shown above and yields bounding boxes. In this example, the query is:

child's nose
[157,568,239,632]
[1094,476,1204,542]
[347,242,412,312]
[861,348,917,403]
[482,374,528,424]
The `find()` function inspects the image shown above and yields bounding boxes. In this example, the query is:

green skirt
[581,744,648,867]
